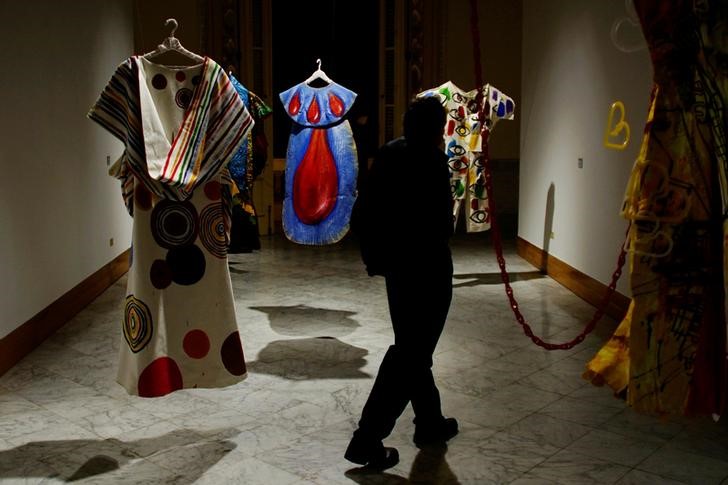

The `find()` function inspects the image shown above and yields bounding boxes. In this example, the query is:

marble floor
[2,233,728,484]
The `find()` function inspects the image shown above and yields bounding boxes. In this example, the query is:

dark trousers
[355,259,453,442]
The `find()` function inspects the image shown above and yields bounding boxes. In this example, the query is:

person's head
[403,96,446,147]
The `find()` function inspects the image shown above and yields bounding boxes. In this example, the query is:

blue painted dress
[279,81,358,245]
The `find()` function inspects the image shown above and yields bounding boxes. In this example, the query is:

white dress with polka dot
[89,56,253,397]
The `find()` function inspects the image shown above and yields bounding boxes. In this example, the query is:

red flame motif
[288,92,301,115]
[307,96,321,123]
[293,129,338,224]
[329,93,344,117]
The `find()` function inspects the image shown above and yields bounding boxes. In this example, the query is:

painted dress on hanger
[584,0,727,416]
[419,81,514,232]
[279,81,358,245]
[89,56,253,397]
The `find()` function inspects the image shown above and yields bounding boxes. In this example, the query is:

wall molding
[516,237,629,321]
[0,249,130,377]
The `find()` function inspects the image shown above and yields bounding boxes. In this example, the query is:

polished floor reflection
[1,233,728,484]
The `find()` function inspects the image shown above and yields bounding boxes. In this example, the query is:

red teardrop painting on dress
[329,93,344,117]
[293,128,338,224]
[307,96,321,123]
[288,92,301,115]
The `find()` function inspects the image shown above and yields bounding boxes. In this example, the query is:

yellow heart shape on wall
[604,101,630,150]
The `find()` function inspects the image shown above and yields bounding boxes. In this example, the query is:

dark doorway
[271,1,379,165]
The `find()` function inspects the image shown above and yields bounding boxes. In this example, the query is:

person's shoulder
[381,137,407,153]
[373,137,406,165]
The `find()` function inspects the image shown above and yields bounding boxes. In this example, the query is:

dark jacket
[353,137,453,276]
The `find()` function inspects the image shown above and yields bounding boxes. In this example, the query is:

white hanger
[142,18,205,63]
[304,59,333,85]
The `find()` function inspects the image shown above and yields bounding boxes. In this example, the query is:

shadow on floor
[248,337,371,380]
[345,444,458,484]
[250,304,360,337]
[0,429,236,482]
[452,271,545,288]
[228,261,249,275]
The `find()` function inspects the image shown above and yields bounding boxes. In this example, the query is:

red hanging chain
[468,0,629,350]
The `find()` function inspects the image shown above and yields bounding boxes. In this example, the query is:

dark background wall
[271,1,380,162]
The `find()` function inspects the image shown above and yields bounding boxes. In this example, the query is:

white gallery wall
[0,0,134,338]
[519,0,652,295]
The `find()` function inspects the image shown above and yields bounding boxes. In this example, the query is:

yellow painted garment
[585,0,728,416]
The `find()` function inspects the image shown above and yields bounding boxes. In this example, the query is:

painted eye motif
[447,142,466,157]
[455,125,469,137]
[451,180,465,197]
[468,182,486,199]
[448,157,468,172]
[469,210,488,224]
[448,107,464,121]
[472,155,486,168]
[452,92,466,103]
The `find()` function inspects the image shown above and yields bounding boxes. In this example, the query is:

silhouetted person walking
[345,97,458,470]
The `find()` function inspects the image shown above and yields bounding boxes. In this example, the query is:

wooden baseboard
[0,250,130,377]
[516,237,629,321]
